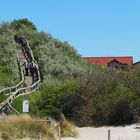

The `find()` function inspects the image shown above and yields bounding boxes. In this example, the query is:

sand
[62,124,140,140]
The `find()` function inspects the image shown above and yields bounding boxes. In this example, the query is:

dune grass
[0,114,78,140]
[0,115,57,140]
[60,114,78,138]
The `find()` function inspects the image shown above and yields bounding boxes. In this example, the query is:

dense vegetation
[2,19,140,126]
[0,23,20,89]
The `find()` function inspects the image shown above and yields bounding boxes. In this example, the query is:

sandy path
[62,124,140,140]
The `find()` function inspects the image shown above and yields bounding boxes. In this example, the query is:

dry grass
[0,115,57,140]
[60,114,78,137]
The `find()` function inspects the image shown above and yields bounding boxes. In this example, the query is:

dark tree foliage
[11,18,37,31]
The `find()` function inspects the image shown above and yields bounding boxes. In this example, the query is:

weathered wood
[108,129,111,140]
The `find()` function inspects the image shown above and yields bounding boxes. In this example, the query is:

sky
[1,0,140,62]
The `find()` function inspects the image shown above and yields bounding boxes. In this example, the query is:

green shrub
[0,23,20,88]
[11,18,37,31]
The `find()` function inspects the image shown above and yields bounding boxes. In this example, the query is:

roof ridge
[83,56,133,58]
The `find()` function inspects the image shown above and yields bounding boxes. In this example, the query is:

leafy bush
[36,82,79,118]
[11,18,37,31]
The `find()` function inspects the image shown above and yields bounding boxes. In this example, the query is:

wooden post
[47,120,51,127]
[58,124,61,140]
[108,129,110,140]
[39,133,42,140]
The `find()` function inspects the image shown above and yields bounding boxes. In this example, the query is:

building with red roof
[83,56,133,69]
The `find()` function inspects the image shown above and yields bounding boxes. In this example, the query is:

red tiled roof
[83,56,133,67]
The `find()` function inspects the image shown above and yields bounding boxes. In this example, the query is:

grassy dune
[0,115,57,140]
[0,115,78,140]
